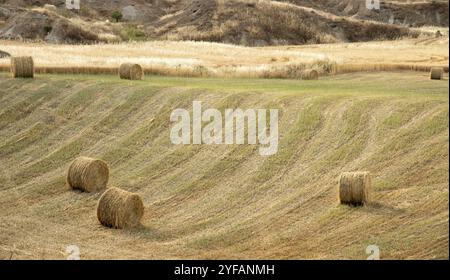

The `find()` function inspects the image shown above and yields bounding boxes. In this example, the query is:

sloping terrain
[0,0,447,45]
[285,0,449,27]
[0,9,99,43]
[0,72,448,259]
[150,0,414,45]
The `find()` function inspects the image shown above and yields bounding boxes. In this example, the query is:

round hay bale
[119,63,143,80]
[67,157,109,192]
[301,69,319,80]
[0,50,11,58]
[97,187,144,229]
[10,56,34,78]
[430,67,444,80]
[338,171,371,206]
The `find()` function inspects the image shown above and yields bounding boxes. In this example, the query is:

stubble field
[0,71,448,259]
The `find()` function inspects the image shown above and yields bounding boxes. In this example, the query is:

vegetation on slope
[0,72,448,259]
[2,0,445,45]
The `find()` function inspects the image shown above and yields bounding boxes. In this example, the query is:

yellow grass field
[1,36,448,78]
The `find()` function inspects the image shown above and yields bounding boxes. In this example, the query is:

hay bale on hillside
[97,187,144,229]
[0,50,11,58]
[67,157,109,192]
[430,67,444,80]
[119,63,143,80]
[338,171,371,206]
[301,69,319,80]
[10,56,34,78]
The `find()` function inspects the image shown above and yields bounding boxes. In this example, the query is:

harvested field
[0,71,447,259]
[0,37,448,78]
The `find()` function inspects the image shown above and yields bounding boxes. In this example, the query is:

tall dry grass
[335,64,449,74]
[0,36,448,78]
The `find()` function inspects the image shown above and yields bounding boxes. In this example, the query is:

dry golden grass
[268,37,449,72]
[0,36,447,78]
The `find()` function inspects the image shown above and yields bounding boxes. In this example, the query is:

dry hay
[338,171,371,206]
[10,56,34,78]
[119,63,143,80]
[301,69,319,80]
[430,67,444,80]
[97,187,144,229]
[67,157,109,192]
[0,50,11,58]
[43,4,57,11]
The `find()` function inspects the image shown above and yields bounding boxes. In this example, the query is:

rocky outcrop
[0,10,99,43]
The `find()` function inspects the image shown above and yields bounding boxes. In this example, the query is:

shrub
[119,24,147,41]
[111,11,123,22]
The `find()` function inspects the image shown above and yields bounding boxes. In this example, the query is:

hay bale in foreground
[430,67,444,80]
[119,63,143,80]
[97,187,144,229]
[11,56,34,78]
[67,157,109,192]
[338,171,371,206]
[301,69,319,80]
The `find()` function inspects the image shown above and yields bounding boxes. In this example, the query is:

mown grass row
[0,63,448,79]
[0,72,447,259]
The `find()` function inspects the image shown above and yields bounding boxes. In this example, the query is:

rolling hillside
[0,72,448,259]
[1,0,448,45]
